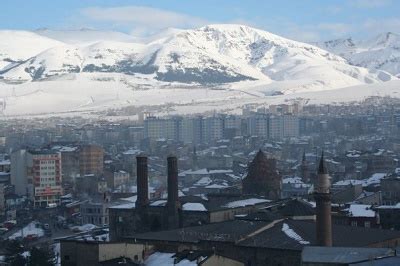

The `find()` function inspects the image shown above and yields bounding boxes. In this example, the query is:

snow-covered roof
[346,204,375,217]
[0,159,10,166]
[283,176,304,184]
[281,223,310,245]
[122,149,141,155]
[120,195,137,203]
[9,221,44,240]
[182,203,207,212]
[204,183,227,189]
[376,203,400,209]
[145,252,197,266]
[51,145,78,152]
[194,176,212,186]
[222,198,270,208]
[150,200,167,207]
[109,202,135,209]
[70,224,98,232]
[334,173,386,188]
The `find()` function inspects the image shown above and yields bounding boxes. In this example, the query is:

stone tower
[242,150,281,199]
[167,155,181,228]
[300,151,309,183]
[135,155,149,232]
[314,152,332,246]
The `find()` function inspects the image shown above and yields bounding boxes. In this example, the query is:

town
[0,96,399,265]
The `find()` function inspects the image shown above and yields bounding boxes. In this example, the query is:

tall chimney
[136,155,149,209]
[314,152,332,246]
[167,155,180,228]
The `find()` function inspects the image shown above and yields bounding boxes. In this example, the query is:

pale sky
[2,0,400,42]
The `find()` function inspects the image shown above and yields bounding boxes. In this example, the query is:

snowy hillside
[0,73,398,118]
[0,24,399,117]
[0,30,63,70]
[1,24,395,86]
[318,32,400,77]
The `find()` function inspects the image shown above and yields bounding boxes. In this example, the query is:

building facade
[11,149,63,207]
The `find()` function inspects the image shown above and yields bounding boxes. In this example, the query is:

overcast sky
[2,0,400,42]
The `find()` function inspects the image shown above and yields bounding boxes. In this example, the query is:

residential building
[11,149,63,207]
[78,144,104,176]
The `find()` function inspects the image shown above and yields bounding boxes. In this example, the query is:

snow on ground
[182,203,207,212]
[0,73,399,119]
[222,198,270,208]
[9,221,44,240]
[145,252,197,266]
[281,223,310,245]
[346,204,375,217]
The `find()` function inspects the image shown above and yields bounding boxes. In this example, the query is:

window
[351,221,357,227]
[365,221,371,228]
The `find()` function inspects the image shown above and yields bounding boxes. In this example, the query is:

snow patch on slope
[281,223,310,245]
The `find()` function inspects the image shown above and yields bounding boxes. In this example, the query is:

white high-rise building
[282,115,300,138]
[203,116,224,143]
[248,114,268,137]
[268,114,299,139]
[144,116,182,141]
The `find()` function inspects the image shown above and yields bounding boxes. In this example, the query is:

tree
[4,240,27,266]
[7,253,27,266]
[28,246,55,266]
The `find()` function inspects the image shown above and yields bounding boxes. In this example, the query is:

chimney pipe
[167,156,179,208]
[136,155,149,209]
[167,155,180,228]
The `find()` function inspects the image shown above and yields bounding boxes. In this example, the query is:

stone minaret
[300,151,309,183]
[192,146,198,170]
[167,155,181,228]
[314,152,332,246]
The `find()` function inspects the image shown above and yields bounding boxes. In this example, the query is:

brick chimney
[136,155,149,209]
[167,155,180,228]
[314,152,332,246]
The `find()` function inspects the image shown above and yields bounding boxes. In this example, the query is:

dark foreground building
[109,155,272,241]
[127,218,400,266]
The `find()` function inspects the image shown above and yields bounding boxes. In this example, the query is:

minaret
[300,150,309,183]
[192,146,198,170]
[314,152,332,246]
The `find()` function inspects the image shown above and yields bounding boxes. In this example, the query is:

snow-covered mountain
[318,32,400,77]
[0,24,395,86]
[0,30,63,70]
[0,24,399,117]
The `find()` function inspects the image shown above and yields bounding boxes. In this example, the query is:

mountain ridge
[0,24,395,86]
[317,32,400,77]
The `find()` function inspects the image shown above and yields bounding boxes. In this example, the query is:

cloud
[362,18,400,34]
[79,5,209,35]
[317,23,353,37]
[349,0,392,8]
[71,5,398,43]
